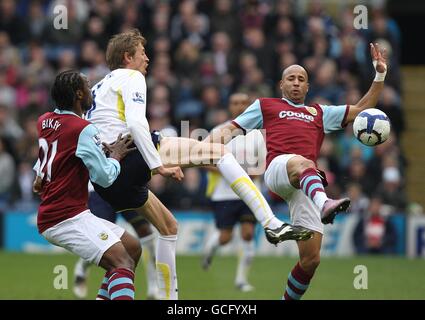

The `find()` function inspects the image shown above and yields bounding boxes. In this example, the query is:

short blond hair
[106,29,146,70]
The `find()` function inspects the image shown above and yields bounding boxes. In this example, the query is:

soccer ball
[353,108,391,146]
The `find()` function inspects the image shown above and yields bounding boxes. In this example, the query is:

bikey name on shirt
[42,118,61,131]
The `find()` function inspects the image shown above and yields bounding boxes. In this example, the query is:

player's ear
[75,89,84,100]
[123,51,132,65]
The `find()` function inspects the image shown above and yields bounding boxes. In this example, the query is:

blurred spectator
[211,32,238,78]
[83,16,109,49]
[336,124,374,170]
[27,0,46,41]
[318,136,341,185]
[174,40,201,84]
[15,115,39,164]
[240,0,266,31]
[0,0,29,45]
[307,59,343,104]
[345,183,369,216]
[237,67,272,99]
[366,132,407,189]
[344,158,375,196]
[378,85,405,138]
[264,0,297,38]
[210,0,241,46]
[170,0,209,49]
[0,0,405,210]
[201,85,224,130]
[148,84,171,120]
[0,137,15,204]
[243,27,273,81]
[377,166,408,213]
[0,69,16,107]
[0,104,23,142]
[353,196,397,254]
[17,161,36,204]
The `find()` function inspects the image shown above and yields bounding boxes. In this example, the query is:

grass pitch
[0,251,424,300]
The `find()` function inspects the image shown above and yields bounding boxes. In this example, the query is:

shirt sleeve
[75,124,121,188]
[319,104,350,133]
[33,159,41,176]
[232,99,263,130]
[121,72,162,170]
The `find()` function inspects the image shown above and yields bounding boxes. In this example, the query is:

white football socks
[313,192,328,212]
[235,239,255,286]
[156,234,178,300]
[74,257,91,279]
[216,153,282,229]
[140,233,159,298]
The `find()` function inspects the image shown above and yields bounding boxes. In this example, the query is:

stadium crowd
[0,0,407,236]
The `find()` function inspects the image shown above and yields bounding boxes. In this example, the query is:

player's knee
[112,252,136,271]
[242,232,254,241]
[297,158,315,174]
[128,241,142,267]
[134,223,152,238]
[241,227,254,241]
[219,232,232,245]
[289,156,315,182]
[300,254,320,273]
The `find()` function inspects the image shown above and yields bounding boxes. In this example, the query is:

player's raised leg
[135,191,178,300]
[282,232,322,300]
[286,155,350,224]
[159,137,313,243]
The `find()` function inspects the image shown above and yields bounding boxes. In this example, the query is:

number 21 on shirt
[36,138,58,182]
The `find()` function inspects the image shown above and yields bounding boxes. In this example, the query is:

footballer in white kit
[203,128,266,292]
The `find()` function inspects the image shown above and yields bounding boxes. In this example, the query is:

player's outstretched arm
[345,42,388,123]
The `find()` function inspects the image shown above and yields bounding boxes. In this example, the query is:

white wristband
[373,60,387,82]
[374,71,387,82]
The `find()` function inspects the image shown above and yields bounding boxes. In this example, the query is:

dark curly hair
[51,70,85,111]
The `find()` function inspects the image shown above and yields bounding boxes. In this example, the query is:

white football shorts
[264,154,324,234]
[42,210,125,265]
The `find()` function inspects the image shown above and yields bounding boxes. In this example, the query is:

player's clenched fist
[154,166,184,181]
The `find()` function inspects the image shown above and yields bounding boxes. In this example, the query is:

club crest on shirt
[92,134,102,146]
[306,106,317,116]
[98,232,109,241]
[132,91,145,104]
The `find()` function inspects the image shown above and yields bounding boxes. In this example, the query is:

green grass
[0,251,424,299]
